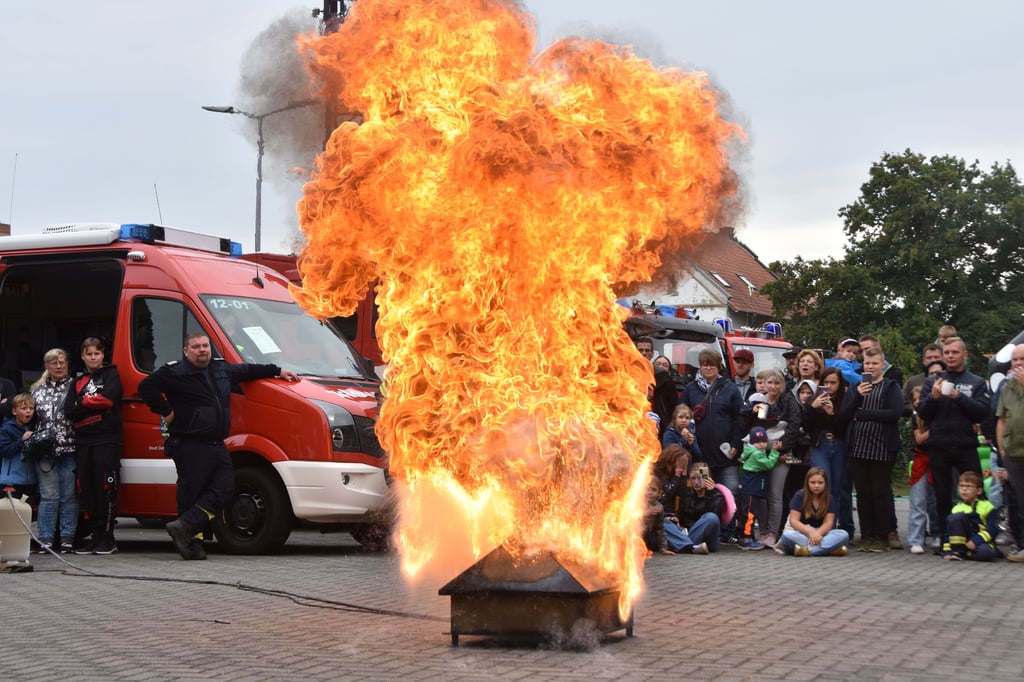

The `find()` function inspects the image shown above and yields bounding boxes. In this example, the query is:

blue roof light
[120,223,156,240]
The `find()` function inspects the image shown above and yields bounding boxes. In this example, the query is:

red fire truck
[0,223,388,552]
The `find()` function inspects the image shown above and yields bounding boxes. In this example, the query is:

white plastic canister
[0,494,33,563]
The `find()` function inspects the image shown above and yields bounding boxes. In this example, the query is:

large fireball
[292,0,742,614]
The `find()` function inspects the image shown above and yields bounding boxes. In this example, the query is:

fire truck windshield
[201,295,366,378]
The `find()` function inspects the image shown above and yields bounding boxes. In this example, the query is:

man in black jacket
[138,331,297,560]
[916,336,990,542]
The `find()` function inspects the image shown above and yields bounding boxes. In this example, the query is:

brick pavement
[5,501,1024,681]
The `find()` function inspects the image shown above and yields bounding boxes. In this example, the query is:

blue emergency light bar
[713,317,732,333]
[119,223,243,256]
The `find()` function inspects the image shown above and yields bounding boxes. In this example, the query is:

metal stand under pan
[438,544,633,647]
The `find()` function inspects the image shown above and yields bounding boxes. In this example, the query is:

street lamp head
[201,105,237,114]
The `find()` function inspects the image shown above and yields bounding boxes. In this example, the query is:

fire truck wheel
[213,466,292,554]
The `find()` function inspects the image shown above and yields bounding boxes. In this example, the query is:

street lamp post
[202,99,317,252]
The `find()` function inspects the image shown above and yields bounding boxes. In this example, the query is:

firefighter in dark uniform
[138,331,298,560]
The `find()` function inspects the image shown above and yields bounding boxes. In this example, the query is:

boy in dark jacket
[0,392,39,501]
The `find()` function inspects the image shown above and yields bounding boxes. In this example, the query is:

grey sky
[2,1,1021,265]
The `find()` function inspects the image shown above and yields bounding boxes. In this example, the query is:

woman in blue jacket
[679,349,743,539]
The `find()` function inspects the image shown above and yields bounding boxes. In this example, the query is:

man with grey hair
[995,343,1024,561]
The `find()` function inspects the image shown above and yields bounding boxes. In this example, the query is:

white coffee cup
[941,380,954,396]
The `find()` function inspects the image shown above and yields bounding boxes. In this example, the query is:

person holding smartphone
[802,368,849,519]
[839,347,904,552]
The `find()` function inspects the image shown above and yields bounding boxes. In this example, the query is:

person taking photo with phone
[840,347,904,552]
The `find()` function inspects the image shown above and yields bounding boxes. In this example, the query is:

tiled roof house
[637,226,781,329]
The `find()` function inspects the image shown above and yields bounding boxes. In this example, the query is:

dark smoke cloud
[236,9,325,252]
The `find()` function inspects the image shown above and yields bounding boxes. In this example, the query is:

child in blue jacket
[0,392,39,501]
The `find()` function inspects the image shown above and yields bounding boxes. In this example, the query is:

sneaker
[165,520,194,560]
[887,532,903,550]
[944,553,963,561]
[793,545,811,557]
[33,541,53,554]
[75,539,97,555]
[1007,549,1024,563]
[831,545,848,557]
[995,531,1013,547]
[738,539,765,551]
[909,545,925,555]
[92,538,118,555]
[60,542,75,554]
[759,533,777,548]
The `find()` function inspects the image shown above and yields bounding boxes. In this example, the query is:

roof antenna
[153,183,164,223]
[252,261,265,288]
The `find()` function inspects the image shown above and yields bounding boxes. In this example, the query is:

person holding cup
[916,337,990,545]
[743,368,802,548]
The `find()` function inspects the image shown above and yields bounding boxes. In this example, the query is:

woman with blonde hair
[744,367,802,548]
[795,349,824,383]
[30,348,78,552]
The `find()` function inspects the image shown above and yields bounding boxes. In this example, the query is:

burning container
[438,544,633,646]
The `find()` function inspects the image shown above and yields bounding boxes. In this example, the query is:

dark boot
[166,519,193,560]
[189,539,207,561]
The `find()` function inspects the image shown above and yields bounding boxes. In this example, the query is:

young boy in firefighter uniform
[941,471,1000,561]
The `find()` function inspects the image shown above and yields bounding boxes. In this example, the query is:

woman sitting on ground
[779,467,849,556]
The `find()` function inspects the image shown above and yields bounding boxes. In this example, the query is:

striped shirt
[848,382,891,462]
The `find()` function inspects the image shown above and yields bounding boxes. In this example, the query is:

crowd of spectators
[641,326,1024,563]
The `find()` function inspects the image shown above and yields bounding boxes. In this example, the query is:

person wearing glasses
[30,348,79,553]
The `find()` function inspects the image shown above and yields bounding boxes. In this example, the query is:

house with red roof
[636,226,781,329]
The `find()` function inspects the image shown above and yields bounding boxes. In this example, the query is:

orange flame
[292,0,742,615]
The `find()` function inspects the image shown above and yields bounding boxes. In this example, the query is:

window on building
[736,273,757,289]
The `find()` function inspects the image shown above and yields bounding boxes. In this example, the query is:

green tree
[764,149,1024,370]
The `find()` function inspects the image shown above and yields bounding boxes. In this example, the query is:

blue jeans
[664,512,721,552]
[780,528,849,556]
[907,475,930,548]
[810,437,846,503]
[36,456,78,543]
[989,449,1004,510]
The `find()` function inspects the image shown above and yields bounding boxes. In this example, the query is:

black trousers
[166,438,233,536]
[849,457,895,541]
[75,441,121,536]
[929,443,983,538]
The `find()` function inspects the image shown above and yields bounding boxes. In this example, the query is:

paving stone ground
[5,498,1024,681]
